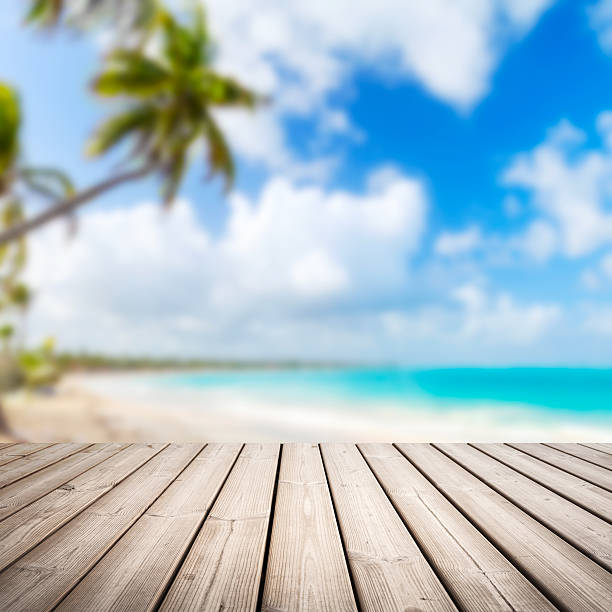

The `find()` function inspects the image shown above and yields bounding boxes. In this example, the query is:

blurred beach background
[2,1,612,443]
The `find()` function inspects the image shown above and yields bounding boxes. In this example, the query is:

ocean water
[151,367,612,427]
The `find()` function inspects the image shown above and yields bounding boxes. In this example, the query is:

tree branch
[0,165,153,245]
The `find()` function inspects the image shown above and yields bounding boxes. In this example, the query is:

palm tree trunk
[0,165,153,245]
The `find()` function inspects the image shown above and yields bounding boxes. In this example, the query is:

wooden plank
[507,443,612,493]
[0,444,54,467]
[398,443,612,612]
[582,443,612,455]
[262,443,357,612]
[57,443,242,612]
[475,442,612,514]
[0,443,165,572]
[359,443,555,612]
[160,443,279,612]
[0,443,202,611]
[321,443,456,612]
[545,443,612,470]
[437,443,612,570]
[0,443,90,488]
[0,443,130,521]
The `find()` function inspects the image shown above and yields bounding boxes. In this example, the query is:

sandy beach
[2,371,610,442]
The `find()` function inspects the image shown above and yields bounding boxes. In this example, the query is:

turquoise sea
[81,367,612,439]
[151,367,612,428]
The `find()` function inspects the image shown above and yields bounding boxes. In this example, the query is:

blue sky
[3,0,612,364]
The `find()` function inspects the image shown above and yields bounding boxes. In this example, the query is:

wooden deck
[0,442,610,611]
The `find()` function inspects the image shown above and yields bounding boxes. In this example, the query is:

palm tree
[0,4,260,245]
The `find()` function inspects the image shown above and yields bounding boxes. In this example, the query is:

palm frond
[19,166,74,200]
[0,84,20,177]
[92,50,170,97]
[161,145,188,205]
[85,3,261,203]
[24,0,63,27]
[0,200,24,228]
[0,199,24,270]
[203,114,234,190]
[7,282,31,310]
[200,72,260,107]
[87,105,157,156]
[26,0,161,41]
[160,7,210,70]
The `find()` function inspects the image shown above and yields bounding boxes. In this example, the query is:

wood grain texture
[0,442,610,611]
[506,443,612,492]
[0,443,91,488]
[0,442,130,522]
[0,444,54,467]
[437,443,612,570]
[0,443,164,572]
[321,443,456,612]
[358,443,555,612]
[0,443,201,612]
[474,443,612,517]
[262,443,357,612]
[545,443,612,470]
[398,443,612,612]
[583,443,612,456]
[57,443,242,612]
[160,443,280,612]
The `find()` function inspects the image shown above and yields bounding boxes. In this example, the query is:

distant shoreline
[56,354,612,373]
[56,353,358,373]
[4,370,611,443]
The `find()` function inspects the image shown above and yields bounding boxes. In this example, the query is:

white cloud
[290,250,349,298]
[25,169,427,357]
[516,220,558,262]
[601,251,612,278]
[23,167,569,361]
[589,0,612,54]
[450,283,561,344]
[503,114,612,258]
[435,225,482,256]
[580,250,612,290]
[212,108,338,182]
[581,268,601,291]
[380,283,561,353]
[584,305,612,336]
[204,0,555,168]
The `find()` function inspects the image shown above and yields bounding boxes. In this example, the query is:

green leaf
[87,105,157,156]
[161,9,205,70]
[161,144,189,205]
[0,83,20,176]
[20,166,75,199]
[200,73,259,108]
[0,324,14,340]
[92,51,170,97]
[25,0,62,27]
[1,199,25,228]
[203,115,234,189]
[9,282,32,310]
